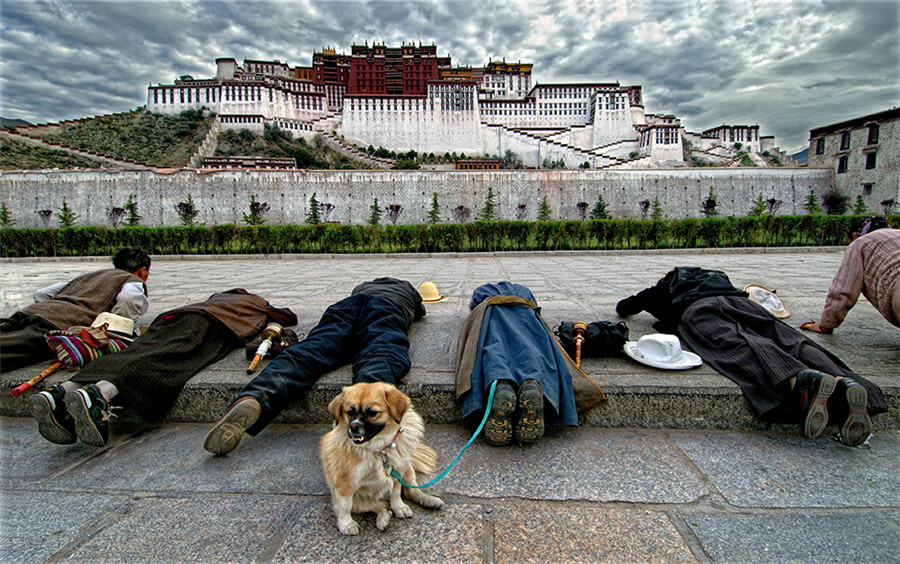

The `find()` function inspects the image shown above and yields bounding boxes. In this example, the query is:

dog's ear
[327,390,346,424]
[384,386,411,423]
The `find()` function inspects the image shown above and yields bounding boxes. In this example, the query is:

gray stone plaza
[1,250,898,562]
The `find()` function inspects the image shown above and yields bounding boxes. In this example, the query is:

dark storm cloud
[1,0,897,151]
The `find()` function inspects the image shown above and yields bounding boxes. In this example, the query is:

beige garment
[454,294,607,413]
[819,228,900,329]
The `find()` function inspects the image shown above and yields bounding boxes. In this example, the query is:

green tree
[803,189,823,215]
[427,192,441,224]
[538,195,552,221]
[650,197,664,220]
[0,202,15,227]
[57,199,79,228]
[124,194,142,226]
[175,194,200,226]
[749,194,767,216]
[368,197,382,225]
[852,194,868,215]
[306,192,322,225]
[479,186,499,221]
[701,188,719,218]
[590,194,610,220]
[242,195,269,225]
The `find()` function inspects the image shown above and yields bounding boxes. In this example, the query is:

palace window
[866,151,877,169]
[840,131,850,150]
[837,155,849,173]
[862,184,873,195]
[815,138,824,154]
[867,124,879,144]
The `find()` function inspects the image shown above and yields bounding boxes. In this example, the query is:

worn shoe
[834,378,872,447]
[29,385,76,445]
[516,379,545,445]
[203,396,261,455]
[484,381,516,447]
[64,384,112,447]
[795,369,836,438]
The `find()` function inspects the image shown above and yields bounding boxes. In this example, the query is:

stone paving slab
[1,418,897,563]
[2,251,898,431]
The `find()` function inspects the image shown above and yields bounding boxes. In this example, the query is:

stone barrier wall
[0,168,833,228]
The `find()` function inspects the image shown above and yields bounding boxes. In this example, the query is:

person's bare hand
[800,321,832,334]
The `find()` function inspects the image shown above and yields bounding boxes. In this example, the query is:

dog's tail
[411,444,438,475]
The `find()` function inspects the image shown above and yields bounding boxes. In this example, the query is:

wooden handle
[11,361,62,397]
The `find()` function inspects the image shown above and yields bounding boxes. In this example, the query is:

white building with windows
[807,108,899,214]
[144,51,774,169]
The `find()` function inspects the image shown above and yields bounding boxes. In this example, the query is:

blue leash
[387,379,498,489]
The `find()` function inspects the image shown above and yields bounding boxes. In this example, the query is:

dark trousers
[240,294,412,434]
[71,313,237,421]
[0,314,57,373]
[678,296,887,422]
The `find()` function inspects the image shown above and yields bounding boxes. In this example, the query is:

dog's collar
[379,427,404,468]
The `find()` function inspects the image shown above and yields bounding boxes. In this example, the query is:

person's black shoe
[64,384,111,447]
[203,396,261,455]
[484,381,516,447]
[29,385,76,445]
[516,379,544,445]
[795,369,835,438]
[834,378,871,447]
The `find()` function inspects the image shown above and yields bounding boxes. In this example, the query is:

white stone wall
[0,168,833,229]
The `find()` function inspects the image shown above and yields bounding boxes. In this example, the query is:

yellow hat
[744,284,790,318]
[418,282,449,303]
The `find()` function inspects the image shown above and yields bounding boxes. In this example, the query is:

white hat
[744,284,789,318]
[418,281,449,303]
[91,312,135,337]
[623,334,702,370]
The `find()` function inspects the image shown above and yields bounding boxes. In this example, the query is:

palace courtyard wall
[0,168,834,228]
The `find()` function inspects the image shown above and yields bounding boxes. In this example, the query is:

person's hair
[852,216,890,237]
[112,248,151,272]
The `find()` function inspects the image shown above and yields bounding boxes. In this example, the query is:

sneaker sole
[29,393,76,445]
[840,384,871,447]
[485,384,516,447]
[516,384,544,445]
[64,390,107,447]
[803,374,835,438]
[203,400,260,455]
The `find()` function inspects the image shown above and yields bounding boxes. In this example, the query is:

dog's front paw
[420,494,444,510]
[337,518,360,535]
[392,501,413,519]
[376,511,392,530]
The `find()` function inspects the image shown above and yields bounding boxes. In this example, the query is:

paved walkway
[1,251,898,562]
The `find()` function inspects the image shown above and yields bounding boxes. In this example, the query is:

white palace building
[146,43,772,169]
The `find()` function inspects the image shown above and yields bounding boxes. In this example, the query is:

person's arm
[811,243,865,332]
[110,282,150,332]
[33,281,67,302]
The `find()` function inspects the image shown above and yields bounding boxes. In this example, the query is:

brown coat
[159,288,297,341]
[454,295,607,413]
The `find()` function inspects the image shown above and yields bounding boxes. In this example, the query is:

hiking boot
[29,384,76,445]
[516,379,544,445]
[203,396,261,455]
[795,369,836,438]
[834,378,871,447]
[64,384,112,447]
[484,381,516,447]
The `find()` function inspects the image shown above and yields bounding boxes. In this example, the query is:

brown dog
[319,382,444,535]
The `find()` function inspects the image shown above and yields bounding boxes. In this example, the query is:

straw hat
[744,284,789,318]
[91,312,135,337]
[623,334,702,370]
[417,281,448,303]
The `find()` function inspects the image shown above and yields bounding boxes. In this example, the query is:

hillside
[0,138,105,170]
[214,124,373,170]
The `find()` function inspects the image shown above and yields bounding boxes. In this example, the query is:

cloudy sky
[1,0,897,152]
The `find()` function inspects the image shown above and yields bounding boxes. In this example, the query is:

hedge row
[2,215,897,257]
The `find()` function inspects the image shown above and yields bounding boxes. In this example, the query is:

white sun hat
[743,284,790,318]
[623,333,702,370]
